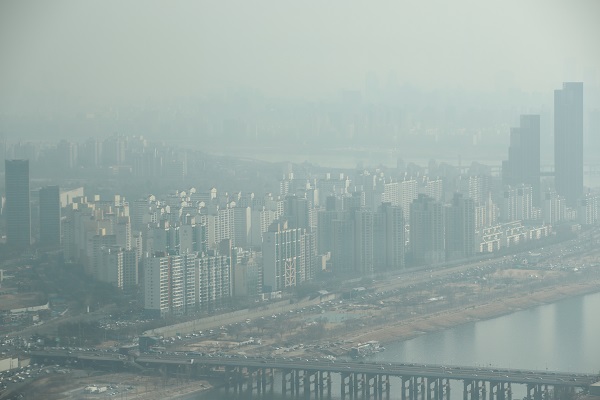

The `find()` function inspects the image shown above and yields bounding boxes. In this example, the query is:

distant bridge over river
[31,350,599,400]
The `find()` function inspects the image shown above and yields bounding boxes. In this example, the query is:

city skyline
[1,2,600,397]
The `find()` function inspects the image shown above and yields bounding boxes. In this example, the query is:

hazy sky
[1,0,599,112]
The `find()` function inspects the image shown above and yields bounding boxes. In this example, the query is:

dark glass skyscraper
[554,82,583,207]
[5,159,31,248]
[502,115,541,206]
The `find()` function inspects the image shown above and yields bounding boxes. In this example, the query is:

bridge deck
[31,350,598,388]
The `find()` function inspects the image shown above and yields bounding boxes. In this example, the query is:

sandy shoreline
[343,280,600,346]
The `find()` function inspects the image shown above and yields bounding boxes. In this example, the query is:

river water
[372,291,600,373]
[196,291,600,399]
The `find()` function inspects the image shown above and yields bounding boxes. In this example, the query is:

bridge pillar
[489,382,497,400]
[481,381,487,400]
[401,377,412,400]
[237,367,243,395]
[363,374,368,400]
[385,375,391,400]
[245,368,254,398]
[552,385,562,400]
[370,374,376,400]
[412,376,419,400]
[290,370,295,396]
[311,371,318,399]
[317,371,323,399]
[535,384,543,400]
[354,373,359,399]
[257,368,262,394]
[303,370,310,399]
[463,380,479,400]
[282,369,288,395]
[349,373,355,399]
[408,377,414,400]
[362,373,367,400]
[327,371,332,399]
[426,377,434,400]
[224,365,232,393]
[295,369,301,397]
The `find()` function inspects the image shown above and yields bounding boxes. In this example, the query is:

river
[196,291,600,399]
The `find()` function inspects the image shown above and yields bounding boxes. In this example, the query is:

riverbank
[343,279,600,346]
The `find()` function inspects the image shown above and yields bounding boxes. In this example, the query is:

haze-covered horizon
[2,1,600,106]
[1,0,600,165]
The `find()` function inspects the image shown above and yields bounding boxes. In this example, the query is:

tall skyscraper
[502,115,541,205]
[39,185,61,247]
[5,160,31,248]
[554,82,583,207]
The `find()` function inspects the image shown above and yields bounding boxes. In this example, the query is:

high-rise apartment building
[262,221,304,292]
[39,185,61,247]
[5,160,31,248]
[578,194,599,225]
[501,185,533,222]
[554,82,583,207]
[376,203,405,271]
[445,193,476,261]
[197,253,230,309]
[353,209,374,275]
[409,194,445,266]
[399,179,418,221]
[144,253,195,317]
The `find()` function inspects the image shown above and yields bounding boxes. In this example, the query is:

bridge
[31,350,599,400]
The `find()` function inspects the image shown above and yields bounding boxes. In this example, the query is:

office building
[554,82,583,207]
[5,160,31,248]
[503,115,541,205]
